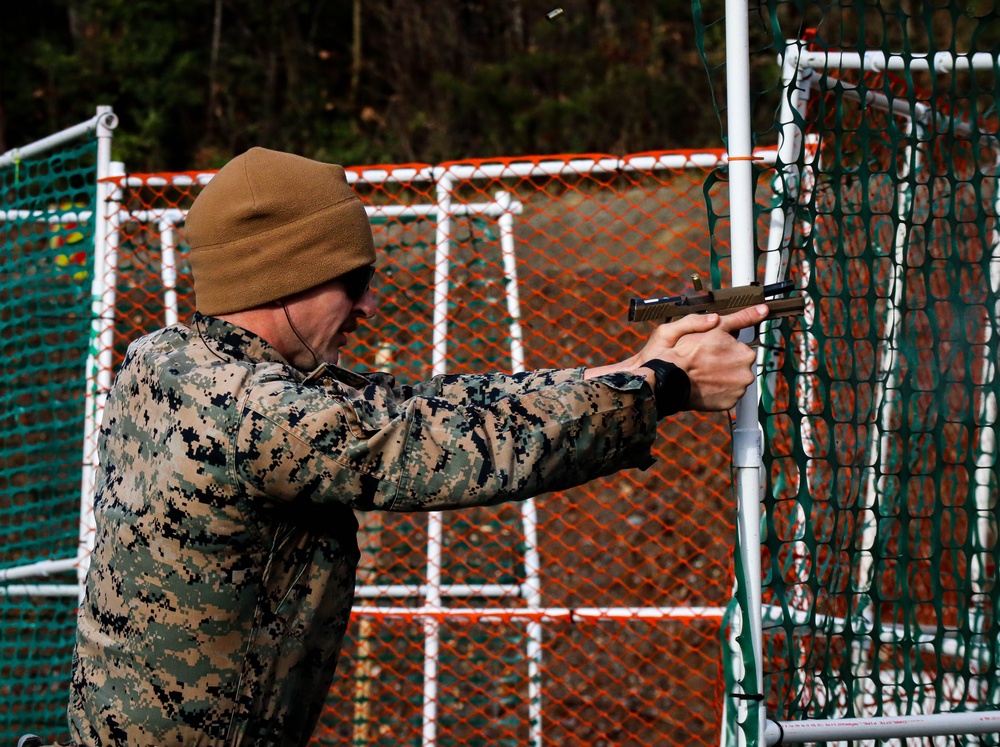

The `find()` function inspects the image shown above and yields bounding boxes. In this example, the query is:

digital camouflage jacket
[67,313,657,746]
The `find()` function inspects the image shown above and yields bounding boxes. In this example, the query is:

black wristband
[641,359,691,419]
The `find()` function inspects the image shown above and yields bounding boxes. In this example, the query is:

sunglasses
[340,265,376,302]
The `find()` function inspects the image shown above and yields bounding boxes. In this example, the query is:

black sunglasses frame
[340,265,376,302]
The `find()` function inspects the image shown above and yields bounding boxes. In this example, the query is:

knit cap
[184,147,376,315]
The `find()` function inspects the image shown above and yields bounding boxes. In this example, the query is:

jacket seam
[242,403,402,505]
[383,402,415,511]
[232,387,267,544]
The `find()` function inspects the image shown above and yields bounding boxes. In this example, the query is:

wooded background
[1,0,758,170]
[5,1,1000,169]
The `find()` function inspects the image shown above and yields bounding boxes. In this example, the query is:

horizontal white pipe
[0,210,94,224]
[113,154,753,191]
[352,606,726,621]
[761,605,971,660]
[116,207,187,224]
[350,166,437,184]
[347,151,777,187]
[816,74,973,138]
[109,197,525,230]
[108,150,778,200]
[793,67,975,145]
[112,150,776,191]
[0,587,735,617]
[0,558,79,582]
[427,154,768,182]
[432,159,620,183]
[797,50,998,73]
[0,584,81,597]
[115,148,770,231]
[366,201,523,219]
[355,583,524,599]
[0,109,118,169]
[627,150,777,171]
[766,710,1000,744]
[827,76,926,122]
[834,76,970,136]
[0,591,725,616]
[116,173,215,189]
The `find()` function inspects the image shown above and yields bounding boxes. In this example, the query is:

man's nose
[355,289,377,318]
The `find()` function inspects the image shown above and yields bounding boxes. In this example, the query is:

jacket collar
[193,312,290,367]
[192,312,393,389]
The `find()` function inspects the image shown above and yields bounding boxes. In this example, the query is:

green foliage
[2,0,735,169]
[4,1,995,168]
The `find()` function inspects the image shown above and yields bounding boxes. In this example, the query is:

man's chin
[321,347,342,366]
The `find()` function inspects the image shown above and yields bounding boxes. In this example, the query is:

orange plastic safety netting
[97,150,778,746]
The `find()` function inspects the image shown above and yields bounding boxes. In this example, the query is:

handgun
[628,273,805,323]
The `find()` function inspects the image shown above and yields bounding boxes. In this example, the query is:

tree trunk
[207,0,223,137]
[0,93,7,154]
[349,0,362,109]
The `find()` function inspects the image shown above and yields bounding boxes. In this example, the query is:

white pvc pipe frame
[2,146,774,596]
[0,150,789,747]
[103,154,777,747]
[758,41,1000,745]
[722,1,766,745]
[0,107,119,599]
[765,711,1000,745]
[1,51,995,743]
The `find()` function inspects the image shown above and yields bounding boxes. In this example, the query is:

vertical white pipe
[723,0,765,744]
[496,191,544,747]
[762,42,814,287]
[422,171,453,747]
[77,112,119,594]
[159,222,180,327]
[495,192,527,375]
[759,43,817,439]
[852,119,920,716]
[968,144,1000,696]
[726,47,813,746]
[431,171,454,375]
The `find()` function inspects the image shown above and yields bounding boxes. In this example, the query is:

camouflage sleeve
[402,368,580,406]
[236,369,657,512]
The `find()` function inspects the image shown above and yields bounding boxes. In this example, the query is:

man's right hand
[636,304,768,412]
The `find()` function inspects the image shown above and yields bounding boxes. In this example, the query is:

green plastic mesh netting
[1,138,98,740]
[695,0,1000,743]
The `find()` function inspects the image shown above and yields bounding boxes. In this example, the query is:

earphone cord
[195,314,231,363]
[282,302,320,370]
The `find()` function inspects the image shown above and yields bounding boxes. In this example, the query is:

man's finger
[717,304,770,334]
[656,312,721,345]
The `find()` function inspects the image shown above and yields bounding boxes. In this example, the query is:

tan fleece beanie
[185,147,376,315]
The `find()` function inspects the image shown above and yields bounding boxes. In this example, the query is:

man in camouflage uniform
[59,148,766,746]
